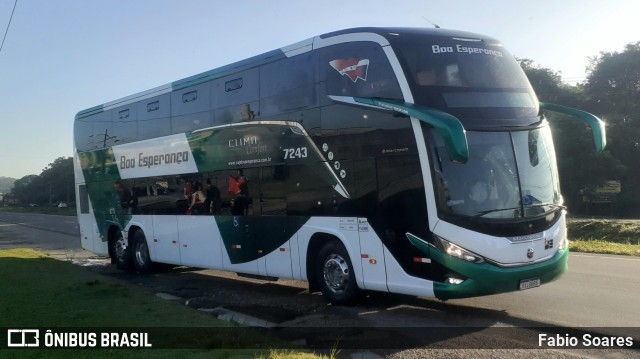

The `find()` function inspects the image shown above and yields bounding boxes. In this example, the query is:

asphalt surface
[1,212,638,358]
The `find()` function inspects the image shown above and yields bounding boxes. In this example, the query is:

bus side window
[74,119,93,151]
[260,52,317,117]
[261,166,287,215]
[111,106,138,145]
[214,168,259,216]
[287,164,331,216]
[137,93,171,141]
[213,68,259,126]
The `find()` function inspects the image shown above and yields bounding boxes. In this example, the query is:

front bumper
[430,247,569,300]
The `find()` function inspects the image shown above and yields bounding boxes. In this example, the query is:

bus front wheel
[316,241,361,305]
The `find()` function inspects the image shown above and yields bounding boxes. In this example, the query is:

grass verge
[0,248,328,359]
[567,219,640,257]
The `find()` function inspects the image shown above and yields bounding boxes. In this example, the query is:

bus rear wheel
[316,241,361,305]
[111,230,131,270]
[132,230,153,273]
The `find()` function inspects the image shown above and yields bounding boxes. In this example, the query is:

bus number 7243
[283,147,308,159]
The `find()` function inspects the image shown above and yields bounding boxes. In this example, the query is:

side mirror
[540,102,606,152]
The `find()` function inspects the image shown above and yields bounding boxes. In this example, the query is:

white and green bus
[74,27,605,304]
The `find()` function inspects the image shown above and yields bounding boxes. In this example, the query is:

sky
[0,0,638,179]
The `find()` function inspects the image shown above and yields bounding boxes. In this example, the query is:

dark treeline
[6,157,74,207]
[521,41,640,217]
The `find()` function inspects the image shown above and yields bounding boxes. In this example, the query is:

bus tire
[132,230,153,273]
[111,230,131,270]
[316,241,361,305]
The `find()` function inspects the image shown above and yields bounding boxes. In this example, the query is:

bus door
[357,218,388,292]
[177,215,224,269]
[219,216,260,275]
[129,176,182,265]
[220,165,296,279]
[353,159,388,292]
[152,215,181,265]
[375,155,431,294]
[76,184,107,255]
[259,165,294,278]
[217,168,261,276]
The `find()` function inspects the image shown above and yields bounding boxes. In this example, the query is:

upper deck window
[397,38,531,89]
[392,35,539,125]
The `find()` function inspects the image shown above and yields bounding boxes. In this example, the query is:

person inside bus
[416,68,439,86]
[469,168,499,205]
[229,170,250,215]
[205,178,221,214]
[415,63,463,87]
[188,182,207,215]
[183,179,193,200]
[114,180,138,214]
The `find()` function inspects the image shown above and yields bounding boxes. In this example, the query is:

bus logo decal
[527,248,534,259]
[329,58,370,82]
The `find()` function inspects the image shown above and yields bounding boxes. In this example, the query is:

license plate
[519,278,541,290]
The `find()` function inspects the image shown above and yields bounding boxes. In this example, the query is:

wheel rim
[322,253,350,294]
[114,236,127,261]
[135,238,149,266]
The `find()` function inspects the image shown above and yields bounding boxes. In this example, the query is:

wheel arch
[305,231,363,294]
[306,232,337,293]
[106,221,148,260]
[127,224,143,241]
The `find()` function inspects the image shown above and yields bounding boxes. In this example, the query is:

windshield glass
[429,124,561,219]
[393,36,539,121]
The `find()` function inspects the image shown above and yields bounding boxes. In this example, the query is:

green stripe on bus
[215,216,309,264]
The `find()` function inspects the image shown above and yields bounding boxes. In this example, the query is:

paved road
[1,212,638,358]
[0,212,80,250]
[449,252,640,328]
[0,212,80,236]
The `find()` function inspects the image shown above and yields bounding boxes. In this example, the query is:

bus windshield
[393,36,539,121]
[429,123,561,220]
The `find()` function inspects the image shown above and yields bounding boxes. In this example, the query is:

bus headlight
[558,237,568,251]
[434,236,485,264]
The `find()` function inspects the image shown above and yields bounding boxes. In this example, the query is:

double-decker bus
[74,27,605,304]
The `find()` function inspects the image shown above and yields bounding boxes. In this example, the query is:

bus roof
[75,27,498,120]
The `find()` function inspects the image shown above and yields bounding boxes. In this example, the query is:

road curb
[155,293,278,328]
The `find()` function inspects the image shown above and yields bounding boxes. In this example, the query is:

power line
[0,0,18,55]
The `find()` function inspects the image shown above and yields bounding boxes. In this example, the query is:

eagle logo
[329,58,370,82]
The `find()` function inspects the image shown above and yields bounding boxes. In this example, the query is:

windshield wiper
[472,207,522,219]
[524,204,567,211]
[472,204,566,220]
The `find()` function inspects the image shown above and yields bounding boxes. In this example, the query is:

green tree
[586,42,640,120]
[40,157,75,206]
[519,59,563,101]
[585,42,640,216]
[11,175,38,205]
[10,157,74,206]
